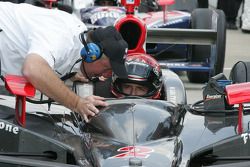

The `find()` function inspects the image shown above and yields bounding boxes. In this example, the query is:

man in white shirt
[0,2,128,122]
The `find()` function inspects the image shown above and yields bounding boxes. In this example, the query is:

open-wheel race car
[1,69,250,167]
[27,0,226,83]
[1,1,247,167]
[79,0,226,83]
[0,6,250,166]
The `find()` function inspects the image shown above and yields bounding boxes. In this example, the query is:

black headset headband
[80,32,90,54]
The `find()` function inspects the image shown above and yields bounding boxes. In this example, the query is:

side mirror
[156,0,175,23]
[226,82,250,105]
[157,0,175,6]
[5,75,36,127]
[225,82,250,134]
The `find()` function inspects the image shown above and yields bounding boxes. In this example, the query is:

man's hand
[70,71,108,82]
[98,76,107,81]
[75,95,108,123]
[23,54,107,123]
[70,71,89,82]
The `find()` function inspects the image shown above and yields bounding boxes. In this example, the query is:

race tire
[187,9,226,83]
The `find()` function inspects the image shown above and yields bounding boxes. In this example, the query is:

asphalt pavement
[183,29,250,104]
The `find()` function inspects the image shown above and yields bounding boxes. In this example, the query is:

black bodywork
[1,94,250,167]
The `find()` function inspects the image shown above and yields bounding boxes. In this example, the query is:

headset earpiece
[81,43,102,63]
[79,32,103,63]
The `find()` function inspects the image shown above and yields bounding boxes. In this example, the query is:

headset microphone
[79,32,102,63]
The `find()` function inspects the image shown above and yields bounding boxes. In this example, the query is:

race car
[1,70,250,167]
[1,1,243,166]
[0,16,248,166]
[79,0,226,83]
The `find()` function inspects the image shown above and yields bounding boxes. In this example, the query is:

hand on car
[75,95,108,123]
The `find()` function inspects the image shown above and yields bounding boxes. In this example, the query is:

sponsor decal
[0,122,19,134]
[150,19,183,28]
[91,55,97,61]
[111,146,154,159]
[166,63,185,67]
[241,132,250,144]
[90,11,120,24]
[153,67,159,76]
[205,94,222,100]
[169,87,177,104]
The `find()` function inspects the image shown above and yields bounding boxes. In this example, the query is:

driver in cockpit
[110,54,163,99]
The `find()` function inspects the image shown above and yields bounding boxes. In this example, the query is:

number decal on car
[112,146,154,158]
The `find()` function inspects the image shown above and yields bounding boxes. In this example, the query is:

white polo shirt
[0,2,87,76]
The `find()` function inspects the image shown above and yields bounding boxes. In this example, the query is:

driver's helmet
[95,0,118,6]
[111,53,162,99]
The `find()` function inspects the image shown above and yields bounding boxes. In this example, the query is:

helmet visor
[126,61,152,80]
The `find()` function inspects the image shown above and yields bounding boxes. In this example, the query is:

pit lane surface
[183,29,250,104]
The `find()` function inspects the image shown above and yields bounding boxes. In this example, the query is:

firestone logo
[241,133,250,144]
[0,122,19,134]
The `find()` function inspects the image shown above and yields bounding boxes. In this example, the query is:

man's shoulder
[0,2,15,12]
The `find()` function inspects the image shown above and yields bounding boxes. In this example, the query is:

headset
[80,32,103,63]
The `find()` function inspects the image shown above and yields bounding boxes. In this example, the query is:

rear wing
[147,28,217,45]
[5,75,35,127]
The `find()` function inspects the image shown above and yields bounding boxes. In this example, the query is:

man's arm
[22,54,108,122]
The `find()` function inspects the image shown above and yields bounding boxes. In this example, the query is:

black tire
[187,9,226,83]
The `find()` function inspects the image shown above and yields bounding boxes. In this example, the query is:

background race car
[79,0,226,83]
[25,0,226,83]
